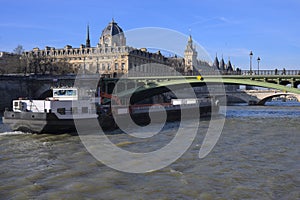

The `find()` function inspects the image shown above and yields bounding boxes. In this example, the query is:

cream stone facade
[23,19,222,77]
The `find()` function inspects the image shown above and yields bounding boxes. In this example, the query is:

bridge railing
[241,70,300,76]
[124,70,300,77]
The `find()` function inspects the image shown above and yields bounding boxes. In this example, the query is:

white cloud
[189,16,240,28]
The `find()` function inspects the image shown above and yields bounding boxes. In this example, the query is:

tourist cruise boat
[3,87,219,133]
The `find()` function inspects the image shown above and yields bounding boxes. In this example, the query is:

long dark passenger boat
[2,87,219,134]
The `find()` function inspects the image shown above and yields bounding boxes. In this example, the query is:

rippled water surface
[0,103,299,199]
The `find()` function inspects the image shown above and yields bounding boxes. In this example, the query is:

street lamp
[257,57,260,75]
[249,51,253,75]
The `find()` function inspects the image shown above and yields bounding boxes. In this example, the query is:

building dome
[102,19,124,36]
[99,19,126,47]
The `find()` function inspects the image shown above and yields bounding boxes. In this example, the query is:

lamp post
[249,51,253,75]
[257,57,260,75]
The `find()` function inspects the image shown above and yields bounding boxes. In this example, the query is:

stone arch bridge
[104,75,300,105]
[1,74,300,110]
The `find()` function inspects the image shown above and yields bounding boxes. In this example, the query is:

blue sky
[1,0,300,70]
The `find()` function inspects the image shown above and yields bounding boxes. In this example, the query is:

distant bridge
[211,90,300,105]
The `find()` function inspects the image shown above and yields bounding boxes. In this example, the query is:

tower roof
[86,24,91,48]
[213,54,220,70]
[101,19,124,38]
[185,35,196,53]
[227,59,233,71]
[99,19,126,46]
[219,57,225,70]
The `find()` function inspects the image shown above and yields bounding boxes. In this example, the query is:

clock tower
[184,35,198,74]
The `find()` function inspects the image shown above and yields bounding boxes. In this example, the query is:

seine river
[0,102,299,199]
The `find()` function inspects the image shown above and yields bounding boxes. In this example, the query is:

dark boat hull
[3,112,83,134]
[98,103,218,130]
[3,104,218,134]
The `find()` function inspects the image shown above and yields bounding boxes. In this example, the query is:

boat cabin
[50,88,78,101]
[11,88,97,119]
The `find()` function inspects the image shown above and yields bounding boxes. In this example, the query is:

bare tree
[13,45,25,55]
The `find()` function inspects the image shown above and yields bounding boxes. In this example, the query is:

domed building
[98,19,126,47]
[23,19,225,77]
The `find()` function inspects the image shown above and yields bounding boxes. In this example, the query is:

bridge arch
[279,80,291,86]
[34,85,53,99]
[107,82,116,94]
[257,93,300,105]
[105,75,300,105]
[224,94,249,104]
[294,81,300,88]
[117,81,208,104]
[38,89,52,99]
[116,82,126,93]
[127,81,136,90]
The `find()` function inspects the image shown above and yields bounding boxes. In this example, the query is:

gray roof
[101,19,124,37]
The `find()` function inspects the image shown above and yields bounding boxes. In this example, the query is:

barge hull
[3,112,92,134]
[3,103,218,134]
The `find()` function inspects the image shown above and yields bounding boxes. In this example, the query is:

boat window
[54,90,66,96]
[57,108,66,115]
[67,90,76,96]
[53,89,77,96]
[82,107,88,113]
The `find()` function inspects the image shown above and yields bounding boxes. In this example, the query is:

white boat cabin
[12,88,97,119]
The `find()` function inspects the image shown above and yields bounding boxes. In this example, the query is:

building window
[121,63,125,70]
[108,64,111,70]
[115,63,119,70]
[102,64,105,70]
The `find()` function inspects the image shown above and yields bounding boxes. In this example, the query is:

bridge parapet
[241,70,300,76]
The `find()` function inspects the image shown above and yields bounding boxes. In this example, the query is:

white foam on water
[0,131,30,136]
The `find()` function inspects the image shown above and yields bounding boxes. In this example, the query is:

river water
[0,102,299,199]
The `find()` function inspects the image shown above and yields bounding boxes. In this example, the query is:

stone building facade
[23,19,232,77]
